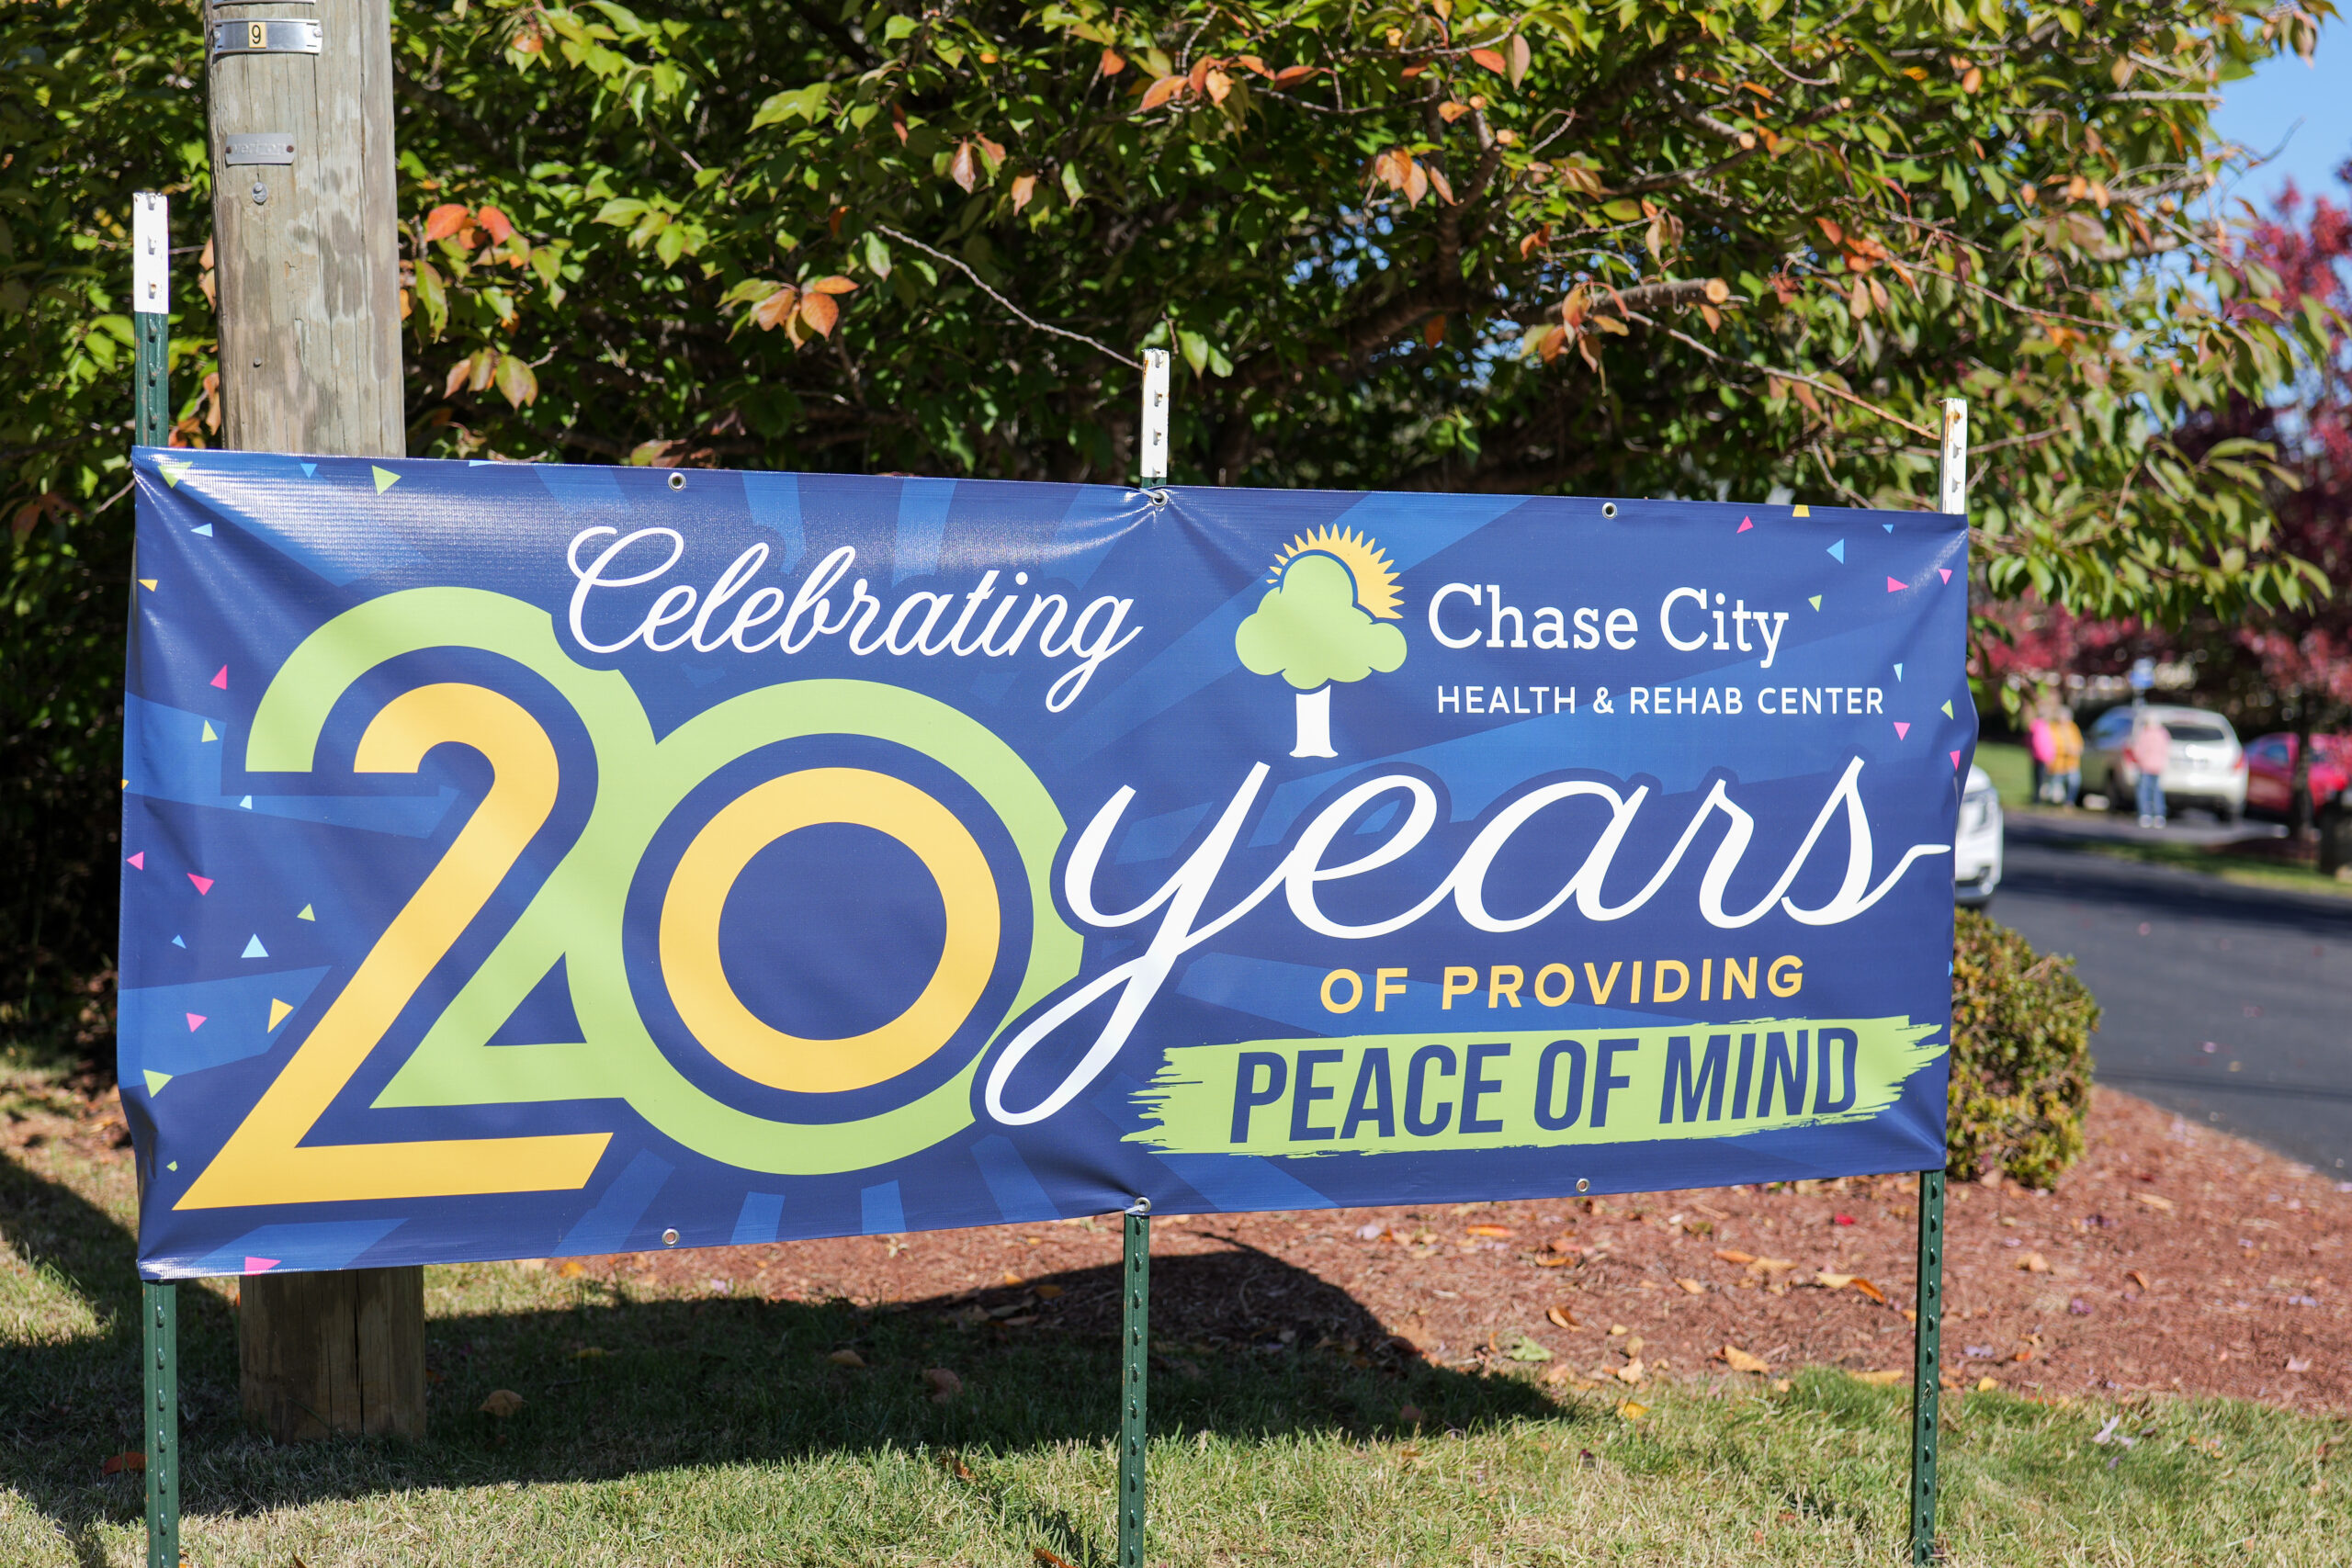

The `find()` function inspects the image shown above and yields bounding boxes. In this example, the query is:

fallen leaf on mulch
[100,1451,144,1476]
[1815,1271,1855,1289]
[479,1389,524,1417]
[1615,1400,1649,1419]
[1614,1359,1645,1384]
[1718,1345,1770,1374]
[1854,1370,1905,1385]
[1034,1284,1064,1299]
[922,1367,962,1402]
[1674,1277,1705,1294]
[1000,1271,1024,1286]
[1976,1375,1999,1392]
[2134,1193,2175,1213]
[1466,1224,1514,1238]
[558,1260,587,1279]
[2018,1252,2051,1273]
[1713,1248,1756,1265]
[1850,1277,1889,1305]
[1508,1336,1552,1362]
[1035,1548,1076,1568]
[2288,1357,2313,1373]
[2128,1269,2152,1292]
[828,1348,866,1369]
[1747,1257,1798,1275]
[1545,1305,1579,1330]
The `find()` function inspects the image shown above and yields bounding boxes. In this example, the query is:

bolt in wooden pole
[205,0,424,1440]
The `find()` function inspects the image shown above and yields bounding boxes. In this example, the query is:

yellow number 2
[178,683,611,1209]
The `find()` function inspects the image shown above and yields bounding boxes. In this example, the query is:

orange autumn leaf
[1138,73,1186,111]
[753,285,800,331]
[948,141,978,191]
[1850,1277,1889,1305]
[807,275,857,295]
[1470,46,1508,76]
[1011,173,1038,212]
[1271,63,1317,87]
[102,1450,146,1476]
[476,205,514,244]
[1099,48,1125,76]
[800,289,840,335]
[1465,1224,1513,1238]
[423,203,470,243]
[1438,101,1472,122]
[1204,67,1234,104]
[443,360,470,400]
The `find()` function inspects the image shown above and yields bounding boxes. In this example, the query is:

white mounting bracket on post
[1938,398,1968,517]
[1139,348,1170,489]
[134,193,170,316]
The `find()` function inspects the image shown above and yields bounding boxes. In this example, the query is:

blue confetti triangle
[1826,540,1845,563]
[191,524,213,537]
[242,934,268,959]
[1883,523,1894,533]
[300,462,317,478]
[238,795,254,808]
[171,934,186,949]
[1894,662,1905,681]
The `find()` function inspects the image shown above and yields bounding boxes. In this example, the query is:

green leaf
[752,82,831,130]
[1176,328,1209,376]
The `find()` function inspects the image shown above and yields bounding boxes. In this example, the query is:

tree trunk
[208,0,423,1440]
[1292,687,1336,758]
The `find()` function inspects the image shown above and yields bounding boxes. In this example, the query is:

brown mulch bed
[615,1087,2349,1414]
[8,1083,2345,1412]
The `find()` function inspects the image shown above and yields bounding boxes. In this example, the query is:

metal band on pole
[1911,394,1966,1566]
[1118,1197,1150,1568]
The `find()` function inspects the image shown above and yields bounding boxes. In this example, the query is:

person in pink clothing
[2028,697,2056,803]
[2128,709,2171,827]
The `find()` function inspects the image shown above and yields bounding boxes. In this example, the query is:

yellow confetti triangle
[297,903,315,921]
[143,1069,173,1096]
[1941,700,1954,717]
[1792,503,1810,517]
[268,998,294,1031]
[140,579,158,592]
[1808,595,1822,611]
[200,720,218,742]
[372,465,401,494]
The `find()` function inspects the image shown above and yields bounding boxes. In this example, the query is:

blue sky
[2211,23,2352,219]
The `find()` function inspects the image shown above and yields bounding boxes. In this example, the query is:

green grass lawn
[6,1057,2349,1566]
[1974,739,2037,809]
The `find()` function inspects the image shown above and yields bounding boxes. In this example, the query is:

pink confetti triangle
[243,1257,281,1274]
[1950,750,1963,769]
[1885,576,1906,592]
[1939,568,1952,583]
[187,873,214,895]
[126,852,145,870]
[1737,517,1754,533]
[1894,721,1911,739]
[210,666,229,690]
[185,1012,207,1032]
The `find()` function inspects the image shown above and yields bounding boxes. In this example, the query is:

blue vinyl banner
[122,449,1969,1279]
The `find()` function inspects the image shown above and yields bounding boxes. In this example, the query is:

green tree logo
[1234,526,1408,758]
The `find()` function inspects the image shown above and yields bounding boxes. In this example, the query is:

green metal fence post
[133,189,180,1568]
[133,191,170,447]
[1908,1167,1946,1564]
[144,1280,180,1568]
[1118,1198,1150,1568]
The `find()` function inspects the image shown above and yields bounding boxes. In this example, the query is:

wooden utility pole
[205,0,424,1439]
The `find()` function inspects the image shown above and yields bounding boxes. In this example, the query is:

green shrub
[1947,909,2099,1189]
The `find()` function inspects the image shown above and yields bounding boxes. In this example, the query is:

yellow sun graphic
[1271,526,1404,620]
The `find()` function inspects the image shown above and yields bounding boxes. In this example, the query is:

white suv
[1954,762,2002,907]
[2083,704,2247,822]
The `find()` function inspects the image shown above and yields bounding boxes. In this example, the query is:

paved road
[1993,823,2352,1176]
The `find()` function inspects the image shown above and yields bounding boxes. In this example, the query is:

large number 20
[176,682,611,1208]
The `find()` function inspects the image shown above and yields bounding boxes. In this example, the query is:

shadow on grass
[1,1154,1570,1563]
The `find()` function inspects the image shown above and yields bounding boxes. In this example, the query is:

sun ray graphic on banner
[1270,526,1402,619]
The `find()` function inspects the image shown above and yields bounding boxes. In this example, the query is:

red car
[2244,732,2352,819]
